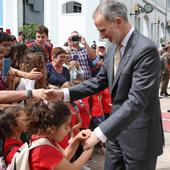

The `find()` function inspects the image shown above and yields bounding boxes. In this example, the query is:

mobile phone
[71,36,81,42]
[2,58,11,76]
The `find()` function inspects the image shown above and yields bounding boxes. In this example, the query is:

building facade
[0,0,170,47]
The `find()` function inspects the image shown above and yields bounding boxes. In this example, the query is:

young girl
[0,105,26,165]
[24,99,93,170]
[9,52,47,90]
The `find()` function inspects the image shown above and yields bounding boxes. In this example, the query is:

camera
[71,36,81,42]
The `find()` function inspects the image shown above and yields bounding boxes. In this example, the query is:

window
[63,1,82,14]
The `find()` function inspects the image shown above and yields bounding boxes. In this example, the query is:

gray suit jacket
[69,29,164,160]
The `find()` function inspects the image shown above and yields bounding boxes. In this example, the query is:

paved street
[88,83,170,170]
[156,82,170,170]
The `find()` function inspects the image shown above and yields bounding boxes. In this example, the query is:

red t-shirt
[91,93,104,117]
[59,103,79,149]
[29,135,64,170]
[101,88,112,114]
[58,135,69,149]
[4,138,23,164]
[26,41,53,62]
[75,98,91,129]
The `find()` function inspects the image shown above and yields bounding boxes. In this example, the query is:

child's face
[54,115,72,142]
[0,41,11,56]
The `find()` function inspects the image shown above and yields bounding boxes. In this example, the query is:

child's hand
[75,129,91,142]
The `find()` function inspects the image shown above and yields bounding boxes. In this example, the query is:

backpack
[9,138,56,170]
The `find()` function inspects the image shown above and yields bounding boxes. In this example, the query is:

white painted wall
[2,0,170,47]
[57,0,86,46]
[3,0,18,35]
[45,0,100,46]
[44,0,59,46]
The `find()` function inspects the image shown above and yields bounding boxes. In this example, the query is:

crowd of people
[0,0,169,170]
[0,8,111,170]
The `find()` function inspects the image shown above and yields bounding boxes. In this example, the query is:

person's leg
[160,79,166,95]
[104,140,126,170]
[124,155,157,170]
[163,75,170,96]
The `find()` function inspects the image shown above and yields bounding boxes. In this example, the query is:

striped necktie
[114,45,121,76]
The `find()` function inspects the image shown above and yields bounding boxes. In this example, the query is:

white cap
[96,41,106,48]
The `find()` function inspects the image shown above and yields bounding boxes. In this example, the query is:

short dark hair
[0,32,12,43]
[36,25,49,36]
[10,35,17,41]
[52,47,66,58]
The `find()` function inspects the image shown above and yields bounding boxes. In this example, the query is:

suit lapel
[111,29,139,91]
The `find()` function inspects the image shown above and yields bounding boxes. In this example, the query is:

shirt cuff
[94,127,107,143]
[63,88,70,102]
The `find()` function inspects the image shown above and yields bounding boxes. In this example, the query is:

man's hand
[83,131,100,150]
[43,89,64,101]
[32,89,45,99]
[80,36,87,46]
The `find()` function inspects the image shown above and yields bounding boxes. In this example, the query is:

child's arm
[64,129,90,161]
[54,130,93,170]
[10,67,42,80]
[54,148,93,170]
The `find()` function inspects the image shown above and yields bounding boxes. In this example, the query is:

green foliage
[19,23,40,41]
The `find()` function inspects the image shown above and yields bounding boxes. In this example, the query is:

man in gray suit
[44,0,164,169]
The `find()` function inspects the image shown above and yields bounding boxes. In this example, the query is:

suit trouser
[104,140,157,170]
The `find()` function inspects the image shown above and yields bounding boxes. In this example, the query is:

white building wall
[3,0,19,36]
[57,0,86,46]
[85,0,100,44]
[2,0,170,47]
[44,0,59,46]
[44,0,100,46]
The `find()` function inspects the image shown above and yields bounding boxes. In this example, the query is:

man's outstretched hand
[43,89,64,101]
[83,131,100,150]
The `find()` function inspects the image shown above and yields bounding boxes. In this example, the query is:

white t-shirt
[16,78,35,90]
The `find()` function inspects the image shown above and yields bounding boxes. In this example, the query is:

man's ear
[115,17,123,27]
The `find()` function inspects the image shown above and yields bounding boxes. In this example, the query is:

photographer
[68,31,96,80]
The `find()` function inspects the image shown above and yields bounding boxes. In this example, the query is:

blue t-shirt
[46,63,70,87]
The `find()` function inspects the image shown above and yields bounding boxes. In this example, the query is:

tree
[19,23,40,42]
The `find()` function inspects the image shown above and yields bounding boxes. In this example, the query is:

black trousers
[104,140,157,170]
